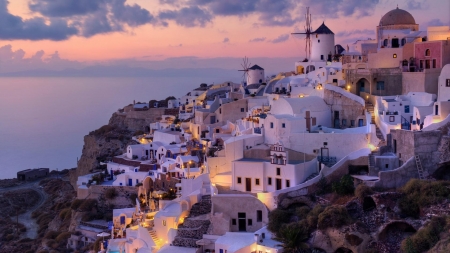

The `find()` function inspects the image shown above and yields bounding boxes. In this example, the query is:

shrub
[307,205,325,229]
[267,209,292,233]
[401,216,447,253]
[59,208,71,220]
[355,184,373,202]
[332,174,355,195]
[55,232,72,243]
[295,206,311,219]
[133,130,144,136]
[399,179,450,218]
[104,188,118,200]
[275,220,311,251]
[78,199,97,212]
[317,206,352,229]
[44,231,60,240]
[70,199,84,210]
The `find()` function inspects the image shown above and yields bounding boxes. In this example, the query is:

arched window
[383,39,388,47]
[425,49,430,56]
[401,38,406,46]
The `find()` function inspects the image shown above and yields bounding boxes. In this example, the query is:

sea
[0,76,239,179]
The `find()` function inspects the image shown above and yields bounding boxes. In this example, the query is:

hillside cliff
[69,107,166,188]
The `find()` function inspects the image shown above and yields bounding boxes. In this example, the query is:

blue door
[358,119,364,127]
[128,178,132,186]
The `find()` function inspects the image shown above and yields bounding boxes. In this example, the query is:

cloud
[336,29,375,37]
[223,37,229,43]
[271,34,289,43]
[249,37,266,42]
[298,0,380,18]
[425,19,445,27]
[406,0,430,10]
[29,0,104,17]
[158,6,212,27]
[0,0,78,41]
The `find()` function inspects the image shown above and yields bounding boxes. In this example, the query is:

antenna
[238,56,251,85]
[291,7,314,60]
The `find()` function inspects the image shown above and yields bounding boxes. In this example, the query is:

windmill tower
[238,56,251,86]
[292,7,335,63]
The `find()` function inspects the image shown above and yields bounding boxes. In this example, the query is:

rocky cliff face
[69,108,166,188]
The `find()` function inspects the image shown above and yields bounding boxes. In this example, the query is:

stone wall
[323,88,365,128]
[78,185,138,208]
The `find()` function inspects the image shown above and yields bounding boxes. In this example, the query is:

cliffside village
[69,7,450,253]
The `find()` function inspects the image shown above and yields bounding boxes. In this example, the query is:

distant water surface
[0,76,237,179]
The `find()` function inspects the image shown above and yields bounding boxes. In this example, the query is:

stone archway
[378,221,416,243]
[363,196,376,212]
[356,78,370,96]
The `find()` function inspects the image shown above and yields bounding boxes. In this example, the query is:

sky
[0,0,449,75]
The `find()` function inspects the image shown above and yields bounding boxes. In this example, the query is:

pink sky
[0,0,448,69]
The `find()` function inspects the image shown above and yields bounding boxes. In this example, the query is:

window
[385,164,389,169]
[405,105,410,113]
[426,60,430,69]
[255,178,260,185]
[433,59,437,68]
[401,38,406,46]
[270,122,274,128]
[257,210,262,222]
[232,219,236,225]
[342,119,347,126]
[351,120,355,127]
[268,177,272,185]
[446,79,450,87]
[389,116,395,122]
[162,220,166,226]
[420,60,424,69]
[383,39,388,47]
[376,81,385,90]
[219,108,221,114]
[282,123,286,128]
[248,219,253,226]
[286,180,290,188]
[276,168,281,176]
[425,49,430,56]
[333,78,338,83]
[240,108,244,112]
[237,177,242,184]
[318,39,320,43]
[321,55,324,60]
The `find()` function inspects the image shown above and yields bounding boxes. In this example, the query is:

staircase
[149,230,164,248]
[172,195,212,248]
[415,155,428,180]
[303,172,319,183]
[366,102,386,146]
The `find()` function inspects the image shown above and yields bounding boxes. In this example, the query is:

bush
[59,208,72,220]
[78,199,97,212]
[295,206,311,219]
[70,199,84,210]
[355,184,373,202]
[317,206,352,229]
[401,216,447,253]
[55,232,72,243]
[399,179,450,218]
[267,209,292,233]
[133,130,144,136]
[104,188,118,200]
[332,174,355,195]
[44,231,60,240]
[307,205,325,229]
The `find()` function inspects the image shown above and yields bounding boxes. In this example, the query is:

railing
[254,127,262,134]
[317,156,337,164]
[401,115,411,130]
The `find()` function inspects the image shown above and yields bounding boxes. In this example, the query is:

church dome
[379,7,416,26]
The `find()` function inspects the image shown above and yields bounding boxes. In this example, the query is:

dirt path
[18,185,48,239]
[1,180,49,239]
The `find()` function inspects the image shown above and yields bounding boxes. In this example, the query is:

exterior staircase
[149,230,164,248]
[172,195,212,248]
[415,155,428,180]
[366,102,386,146]
[303,172,319,183]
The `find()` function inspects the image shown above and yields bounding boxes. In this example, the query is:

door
[358,119,364,127]
[305,111,311,131]
[210,116,216,124]
[276,178,282,190]
[238,213,246,231]
[128,178,133,186]
[334,111,340,128]
[392,38,399,48]
[245,178,252,192]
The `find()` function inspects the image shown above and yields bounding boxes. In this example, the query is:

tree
[275,221,310,253]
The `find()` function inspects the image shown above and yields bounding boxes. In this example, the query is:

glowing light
[347,85,351,90]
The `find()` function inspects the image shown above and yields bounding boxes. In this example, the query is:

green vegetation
[58,208,72,220]
[355,184,373,202]
[317,205,353,229]
[401,216,448,253]
[104,188,118,200]
[332,174,354,195]
[399,179,450,218]
[275,221,310,253]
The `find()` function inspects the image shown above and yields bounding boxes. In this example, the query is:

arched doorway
[306,65,316,74]
[356,78,370,96]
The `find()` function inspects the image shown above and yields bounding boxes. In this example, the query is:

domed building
[376,7,422,49]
